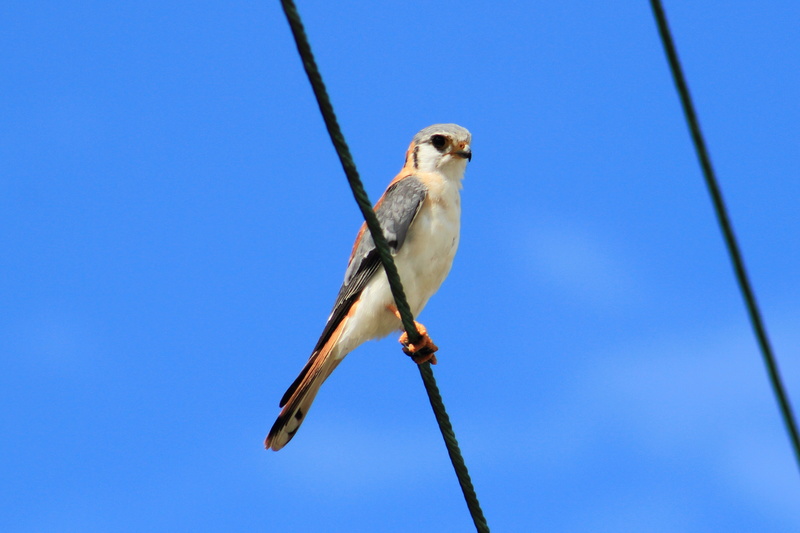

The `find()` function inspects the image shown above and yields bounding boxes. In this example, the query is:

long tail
[265,323,346,451]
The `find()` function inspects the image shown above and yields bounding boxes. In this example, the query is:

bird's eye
[430,135,447,150]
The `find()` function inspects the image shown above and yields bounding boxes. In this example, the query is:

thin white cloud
[440,313,800,531]
[522,220,642,309]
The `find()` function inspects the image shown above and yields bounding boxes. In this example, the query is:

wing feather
[314,175,428,352]
[279,176,428,407]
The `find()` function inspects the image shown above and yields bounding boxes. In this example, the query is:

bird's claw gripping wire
[398,320,438,365]
[389,306,438,364]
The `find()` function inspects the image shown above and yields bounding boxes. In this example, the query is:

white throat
[415,145,468,184]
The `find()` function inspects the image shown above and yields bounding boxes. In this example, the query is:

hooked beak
[453,146,472,162]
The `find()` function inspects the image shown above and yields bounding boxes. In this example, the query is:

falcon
[266,124,472,451]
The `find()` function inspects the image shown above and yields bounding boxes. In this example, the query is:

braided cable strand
[279,0,418,341]
[650,0,800,472]
[279,1,490,530]
[418,363,489,531]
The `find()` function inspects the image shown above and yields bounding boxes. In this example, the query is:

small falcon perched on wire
[265,123,472,451]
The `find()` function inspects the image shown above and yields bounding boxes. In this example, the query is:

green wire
[279,1,491,530]
[650,0,800,473]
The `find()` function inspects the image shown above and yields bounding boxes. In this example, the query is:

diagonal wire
[279,1,490,530]
[649,0,800,472]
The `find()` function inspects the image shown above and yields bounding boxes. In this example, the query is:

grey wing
[279,176,428,408]
[312,175,428,354]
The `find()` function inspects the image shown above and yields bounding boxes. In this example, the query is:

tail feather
[265,322,346,451]
[279,356,315,408]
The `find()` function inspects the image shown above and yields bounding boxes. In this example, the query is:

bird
[265,123,472,451]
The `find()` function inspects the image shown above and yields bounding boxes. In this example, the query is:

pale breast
[393,177,461,315]
[334,174,462,355]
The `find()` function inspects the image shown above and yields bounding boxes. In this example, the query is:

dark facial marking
[412,145,419,168]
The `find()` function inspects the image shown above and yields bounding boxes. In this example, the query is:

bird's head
[404,124,472,181]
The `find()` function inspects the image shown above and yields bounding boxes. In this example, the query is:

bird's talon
[398,323,438,365]
[412,349,438,365]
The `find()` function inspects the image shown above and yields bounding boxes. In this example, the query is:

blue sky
[2,1,799,531]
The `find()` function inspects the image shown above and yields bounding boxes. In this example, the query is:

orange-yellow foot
[398,321,439,365]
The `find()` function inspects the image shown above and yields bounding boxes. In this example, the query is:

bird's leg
[388,306,438,365]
